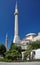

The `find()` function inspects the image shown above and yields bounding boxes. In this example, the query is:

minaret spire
[13,1,20,44]
[15,1,18,9]
[14,1,18,15]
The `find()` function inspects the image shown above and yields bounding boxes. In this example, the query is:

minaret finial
[15,1,18,9]
[14,1,18,15]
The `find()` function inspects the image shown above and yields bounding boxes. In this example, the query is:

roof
[32,35,40,41]
[26,33,37,37]
[32,49,40,52]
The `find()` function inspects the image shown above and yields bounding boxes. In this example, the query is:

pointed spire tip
[15,1,18,9]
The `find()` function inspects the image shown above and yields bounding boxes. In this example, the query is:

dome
[38,32,40,36]
[26,33,37,37]
[32,34,40,41]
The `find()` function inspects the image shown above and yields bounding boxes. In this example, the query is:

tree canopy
[10,43,22,53]
[5,43,22,60]
[24,41,40,59]
[28,41,40,50]
[0,44,6,57]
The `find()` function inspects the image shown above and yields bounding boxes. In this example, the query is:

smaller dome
[38,32,40,36]
[26,33,36,37]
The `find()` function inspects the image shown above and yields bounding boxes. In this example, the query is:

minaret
[5,34,8,51]
[13,2,20,44]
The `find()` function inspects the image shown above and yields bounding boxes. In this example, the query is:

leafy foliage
[24,41,40,59]
[5,43,22,60]
[10,43,22,53]
[6,50,21,60]
[0,44,6,57]
[28,41,40,50]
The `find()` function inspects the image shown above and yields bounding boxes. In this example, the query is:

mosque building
[13,1,40,50]
[12,1,40,60]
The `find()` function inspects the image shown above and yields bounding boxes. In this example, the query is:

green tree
[6,50,21,60]
[28,41,40,50]
[10,43,22,53]
[0,44,6,57]
[5,43,22,61]
[24,41,40,60]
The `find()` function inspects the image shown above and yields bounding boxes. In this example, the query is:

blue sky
[0,0,40,48]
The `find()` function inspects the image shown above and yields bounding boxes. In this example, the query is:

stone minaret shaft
[14,2,18,36]
[13,2,20,44]
[5,34,8,51]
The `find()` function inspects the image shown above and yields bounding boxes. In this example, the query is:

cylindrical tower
[14,2,18,36]
[13,2,20,44]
